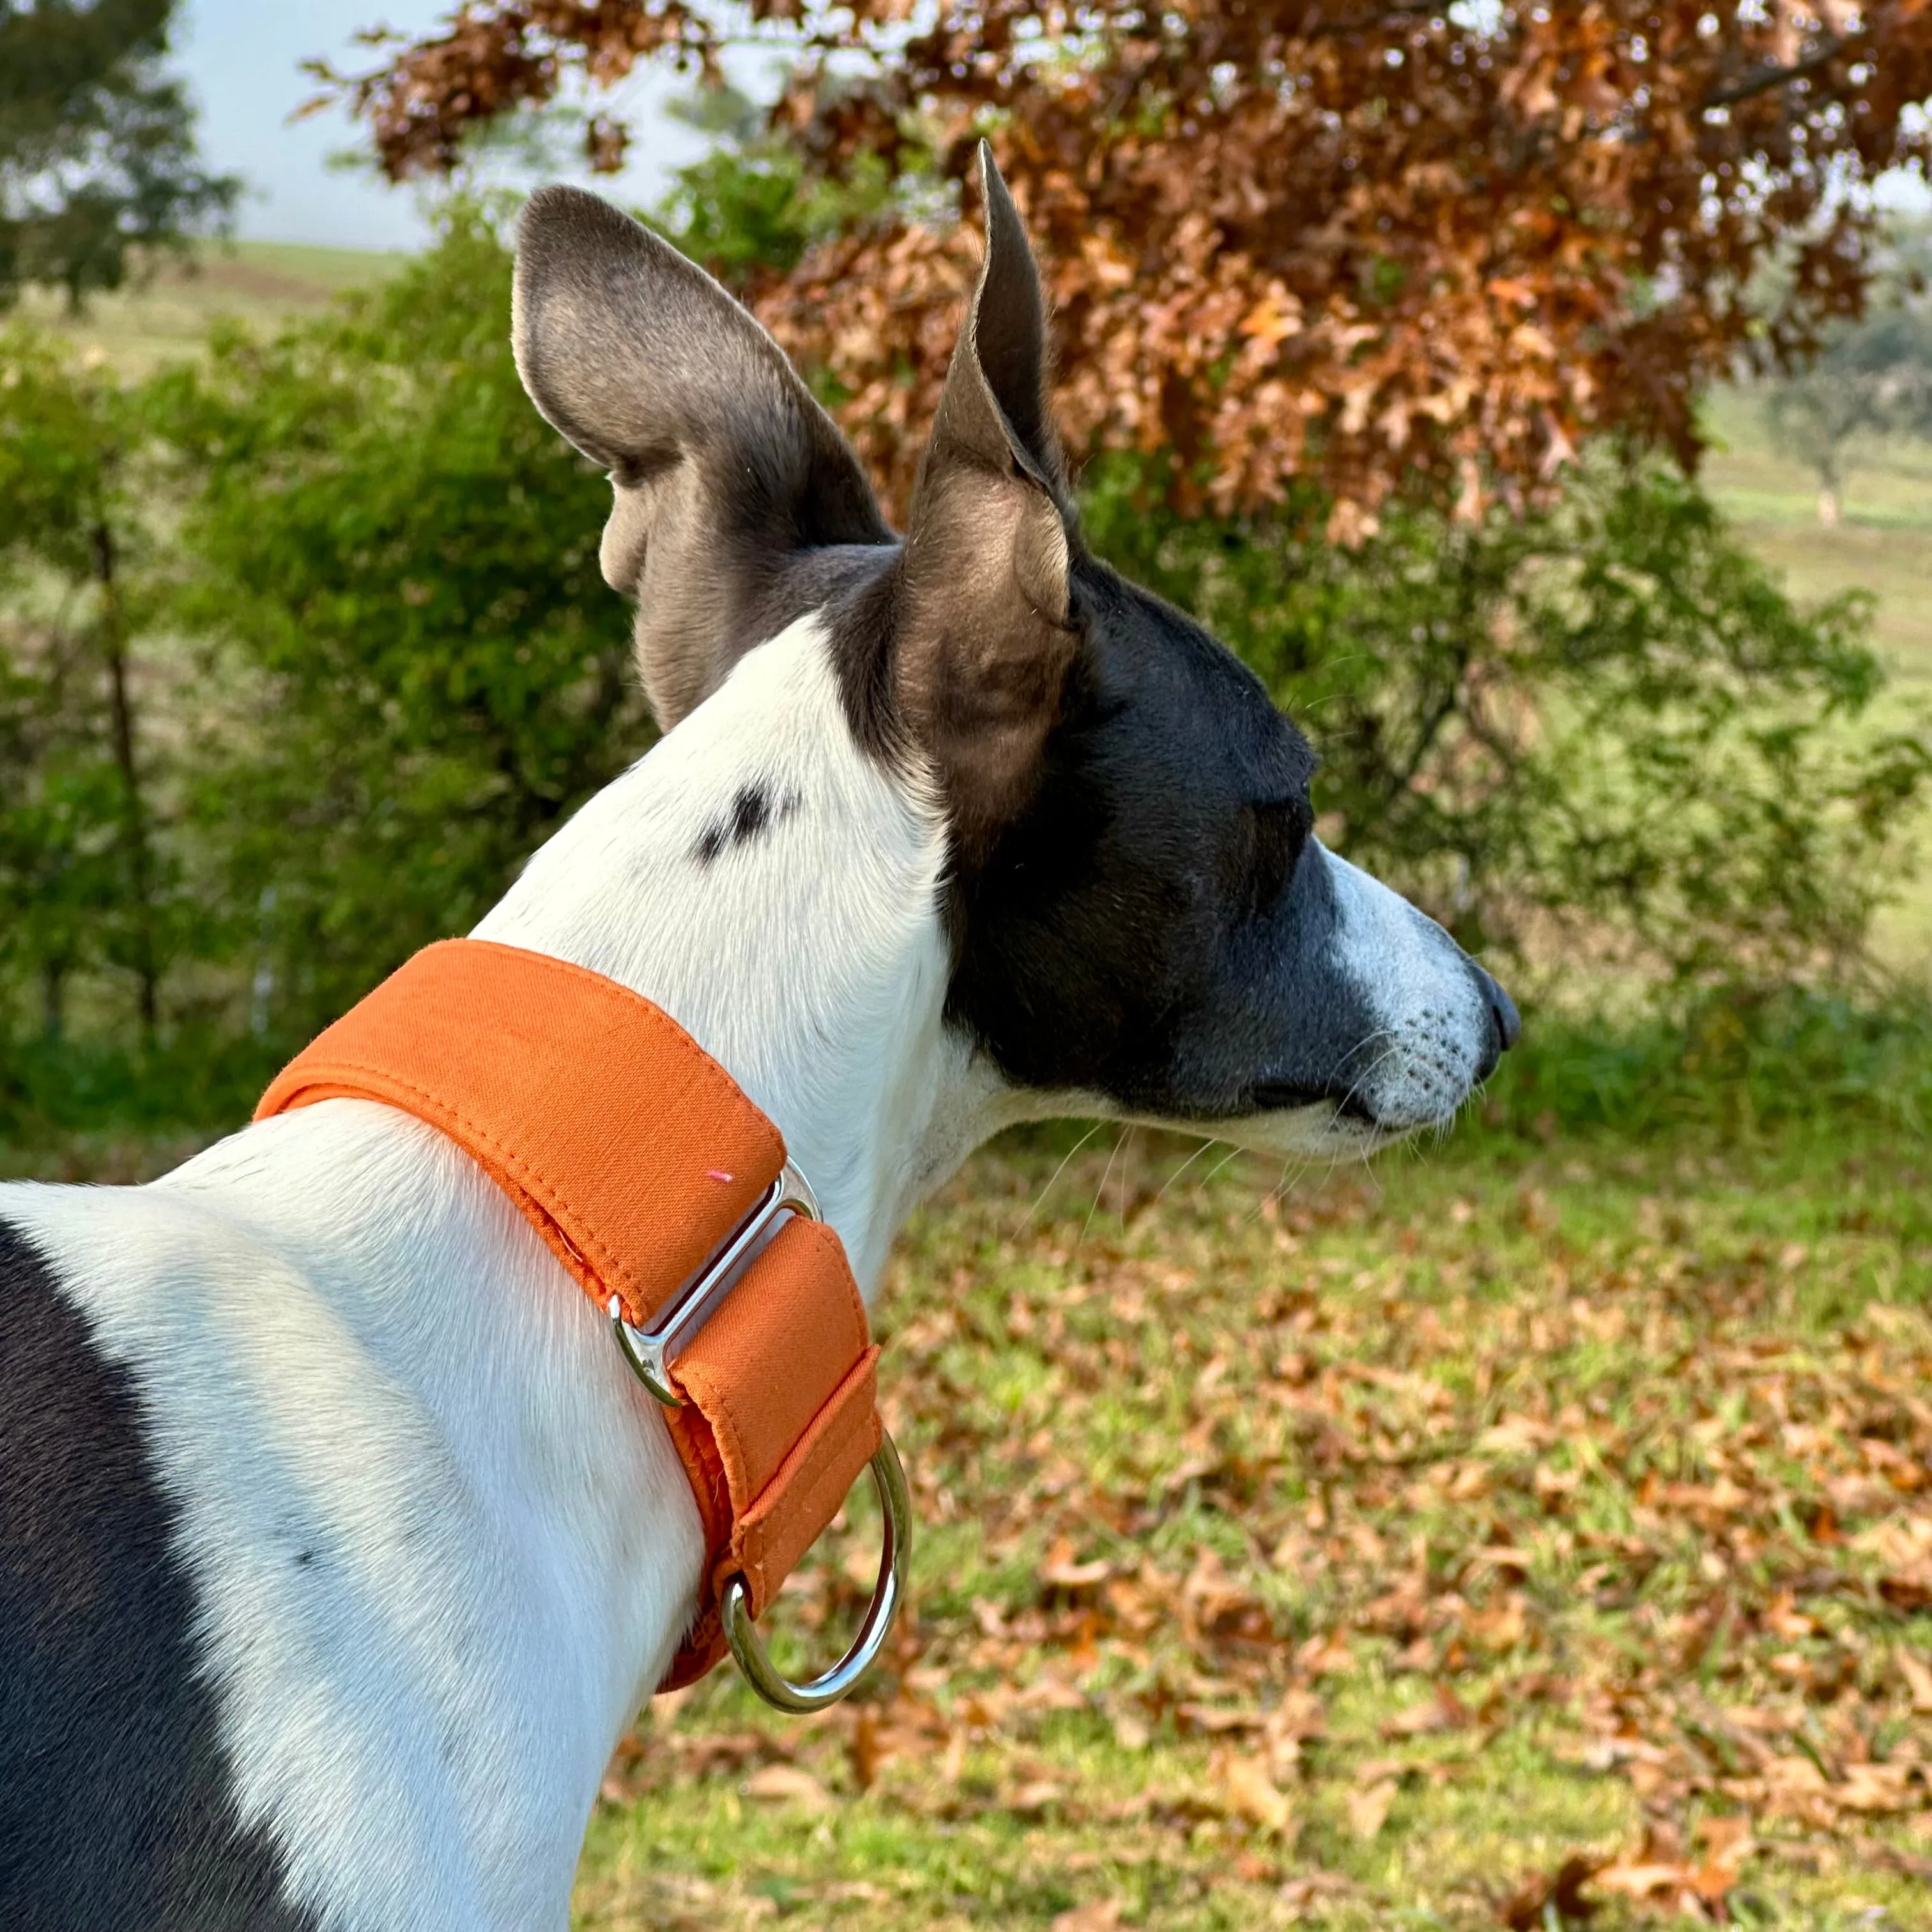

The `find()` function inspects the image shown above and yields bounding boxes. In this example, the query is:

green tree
[155,202,649,1041]
[0,0,238,307]
[0,323,172,1036]
[1764,307,1932,527]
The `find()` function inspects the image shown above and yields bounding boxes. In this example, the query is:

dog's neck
[473,613,1011,1291]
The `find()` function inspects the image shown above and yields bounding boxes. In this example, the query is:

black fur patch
[693,783,796,865]
[0,1220,319,1931]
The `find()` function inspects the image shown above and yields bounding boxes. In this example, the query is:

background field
[1696,393,1931,973]
[15,241,401,375]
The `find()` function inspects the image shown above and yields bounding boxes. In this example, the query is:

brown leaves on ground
[1503,1814,1758,1927]
[592,1140,1930,1924]
[334,6,1932,532]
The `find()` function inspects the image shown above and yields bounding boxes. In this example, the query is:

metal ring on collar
[721,1431,912,1713]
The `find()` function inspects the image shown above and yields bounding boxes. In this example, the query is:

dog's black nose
[1471,966,1521,1082]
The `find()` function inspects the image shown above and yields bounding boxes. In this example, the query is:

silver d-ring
[721,1432,911,1714]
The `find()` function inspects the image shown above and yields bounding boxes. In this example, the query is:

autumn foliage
[327,3,1932,532]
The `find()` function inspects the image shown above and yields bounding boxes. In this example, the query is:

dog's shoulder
[0,1211,320,1931]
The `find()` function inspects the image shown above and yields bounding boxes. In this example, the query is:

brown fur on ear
[895,145,1082,865]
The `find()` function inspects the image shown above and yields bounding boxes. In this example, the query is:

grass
[13,241,402,376]
[1698,388,1932,974]
[571,1117,1932,1930]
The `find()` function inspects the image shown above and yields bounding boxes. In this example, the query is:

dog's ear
[514,186,891,728]
[896,144,1081,867]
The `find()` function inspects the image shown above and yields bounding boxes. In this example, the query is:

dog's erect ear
[896,145,1080,866]
[514,186,891,727]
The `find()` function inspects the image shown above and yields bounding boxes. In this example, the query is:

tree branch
[1305,1,1443,40]
[1703,33,1851,111]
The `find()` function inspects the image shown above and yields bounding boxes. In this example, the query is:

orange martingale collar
[256,937,887,1694]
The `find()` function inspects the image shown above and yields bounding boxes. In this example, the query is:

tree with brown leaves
[321,4,1932,535]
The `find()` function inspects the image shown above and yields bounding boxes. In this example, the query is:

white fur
[1315,845,1498,1135]
[0,612,1492,1930]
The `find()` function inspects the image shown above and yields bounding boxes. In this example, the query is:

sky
[172,0,709,250]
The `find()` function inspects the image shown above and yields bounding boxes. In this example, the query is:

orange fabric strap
[255,938,882,1688]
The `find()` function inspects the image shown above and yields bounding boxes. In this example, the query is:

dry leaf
[1898,1647,1932,1715]
[848,1706,884,1791]
[1834,1763,1916,1814]
[1050,1904,1122,1932]
[1381,1684,1470,1738]
[1347,1776,1398,1841]
[1042,1535,1114,1589]
[1498,1852,1602,1929]
[740,1763,834,1813]
[1217,1751,1295,1838]
[1007,1779,1067,1814]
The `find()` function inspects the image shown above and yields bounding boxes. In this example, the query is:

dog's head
[510,151,1517,1156]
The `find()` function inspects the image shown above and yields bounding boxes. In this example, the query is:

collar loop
[256,938,903,1705]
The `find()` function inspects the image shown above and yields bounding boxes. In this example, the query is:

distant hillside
[1699,386,1932,971]
[12,241,404,377]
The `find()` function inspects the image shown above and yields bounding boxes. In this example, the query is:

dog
[0,151,1517,1931]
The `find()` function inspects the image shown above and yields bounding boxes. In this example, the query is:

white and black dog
[0,156,1516,1931]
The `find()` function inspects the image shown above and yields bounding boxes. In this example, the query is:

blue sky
[174,0,707,250]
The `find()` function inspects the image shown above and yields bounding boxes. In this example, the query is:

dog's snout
[1471,965,1521,1082]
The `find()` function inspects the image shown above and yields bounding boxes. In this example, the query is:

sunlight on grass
[13,241,402,377]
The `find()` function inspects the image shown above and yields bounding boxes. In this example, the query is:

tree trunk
[1816,484,1841,528]
[93,518,158,1036]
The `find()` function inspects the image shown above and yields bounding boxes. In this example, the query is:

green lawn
[1699,390,1932,976]
[13,240,402,376]
[574,1125,1932,1931]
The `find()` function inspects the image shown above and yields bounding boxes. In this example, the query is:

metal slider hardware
[606,1158,821,1407]
[605,1154,911,1715]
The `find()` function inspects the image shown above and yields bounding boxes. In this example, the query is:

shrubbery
[1086,456,1930,986]
[0,185,1927,1152]
[155,206,649,1036]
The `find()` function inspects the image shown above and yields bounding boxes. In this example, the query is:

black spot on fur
[693,784,792,865]
[0,1221,319,1931]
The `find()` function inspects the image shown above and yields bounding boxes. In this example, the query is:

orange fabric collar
[255,937,882,1690]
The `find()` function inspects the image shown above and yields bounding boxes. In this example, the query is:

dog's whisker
[1080,1127,1128,1245]
[1023,1120,1105,1229]
[1154,1135,1217,1202]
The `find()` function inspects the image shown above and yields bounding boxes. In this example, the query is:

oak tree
[323,3,1932,532]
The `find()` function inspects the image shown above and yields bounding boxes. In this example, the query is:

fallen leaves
[1048,1903,1121,1932]
[1501,1817,1756,1927]
[1499,1853,1601,1930]
[740,1764,834,1814]
[1215,1751,1296,1839]
[1899,1648,1932,1716]
[588,1145,1931,1924]
[1344,1775,1398,1843]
